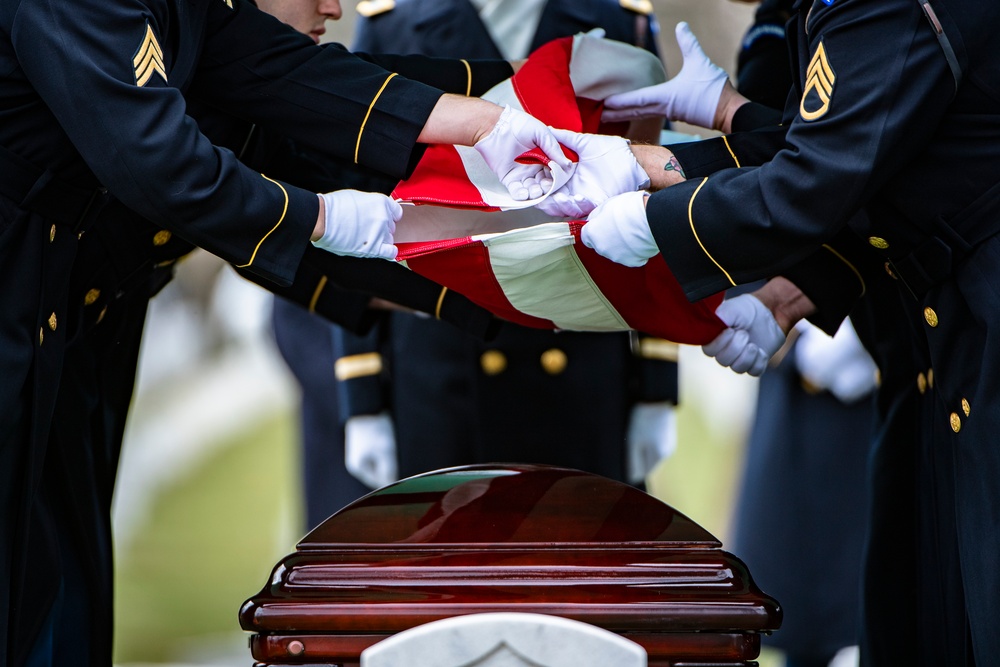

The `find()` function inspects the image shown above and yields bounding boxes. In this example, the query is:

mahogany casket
[240,464,781,666]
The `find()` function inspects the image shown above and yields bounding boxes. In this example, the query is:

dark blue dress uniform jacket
[718,1,873,659]
[648,0,1000,664]
[328,0,676,486]
[0,1,500,665]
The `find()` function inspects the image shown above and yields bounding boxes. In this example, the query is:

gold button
[480,350,507,376]
[917,373,927,394]
[48,312,57,331]
[927,368,934,388]
[97,305,108,325]
[153,230,172,246]
[962,398,971,417]
[540,348,568,375]
[39,327,44,346]
[84,288,101,306]
[49,224,57,243]
[800,377,822,395]
[868,236,889,249]
[950,412,962,433]
[923,307,938,327]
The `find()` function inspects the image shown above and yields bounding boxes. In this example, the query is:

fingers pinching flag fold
[392,33,725,344]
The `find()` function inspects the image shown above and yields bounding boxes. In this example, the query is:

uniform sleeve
[667,112,868,332]
[256,246,502,341]
[668,124,788,178]
[645,0,954,302]
[351,48,514,98]
[191,1,445,181]
[630,336,679,404]
[780,225,877,334]
[333,324,386,422]
[10,0,317,286]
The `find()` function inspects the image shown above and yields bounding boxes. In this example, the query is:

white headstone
[361,612,647,667]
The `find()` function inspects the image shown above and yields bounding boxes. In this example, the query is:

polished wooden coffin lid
[240,465,781,666]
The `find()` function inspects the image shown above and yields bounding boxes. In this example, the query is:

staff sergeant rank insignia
[133,23,167,87]
[800,40,835,121]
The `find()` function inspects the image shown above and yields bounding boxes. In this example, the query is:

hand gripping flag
[392,34,725,344]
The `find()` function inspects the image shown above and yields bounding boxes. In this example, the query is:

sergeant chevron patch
[800,40,835,121]
[133,23,167,87]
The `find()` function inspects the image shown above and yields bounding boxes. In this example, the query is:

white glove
[702,294,785,377]
[795,319,878,403]
[626,403,678,485]
[474,104,571,200]
[535,128,650,219]
[313,190,400,260]
[344,412,398,489]
[580,191,658,267]
[602,22,729,129]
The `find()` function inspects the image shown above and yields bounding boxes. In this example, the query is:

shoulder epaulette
[619,0,654,15]
[356,0,395,18]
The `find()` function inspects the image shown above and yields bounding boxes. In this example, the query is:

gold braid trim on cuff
[237,174,288,269]
[355,72,399,164]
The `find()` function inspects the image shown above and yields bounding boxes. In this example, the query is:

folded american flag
[393,34,724,344]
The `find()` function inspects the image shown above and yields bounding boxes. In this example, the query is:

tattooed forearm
[664,156,685,179]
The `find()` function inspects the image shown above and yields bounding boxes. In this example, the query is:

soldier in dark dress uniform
[586,0,1000,663]
[0,0,586,663]
[725,4,874,665]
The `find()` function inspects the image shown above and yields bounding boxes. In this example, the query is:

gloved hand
[313,190,400,260]
[602,22,729,129]
[626,402,678,485]
[474,104,571,200]
[794,319,878,403]
[702,294,785,376]
[535,128,650,219]
[580,190,659,267]
[344,412,398,489]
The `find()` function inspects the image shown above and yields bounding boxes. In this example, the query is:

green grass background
[114,413,301,663]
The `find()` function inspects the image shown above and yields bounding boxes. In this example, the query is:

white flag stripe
[482,223,629,331]
[568,33,667,100]
[396,204,554,243]
[481,78,522,108]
